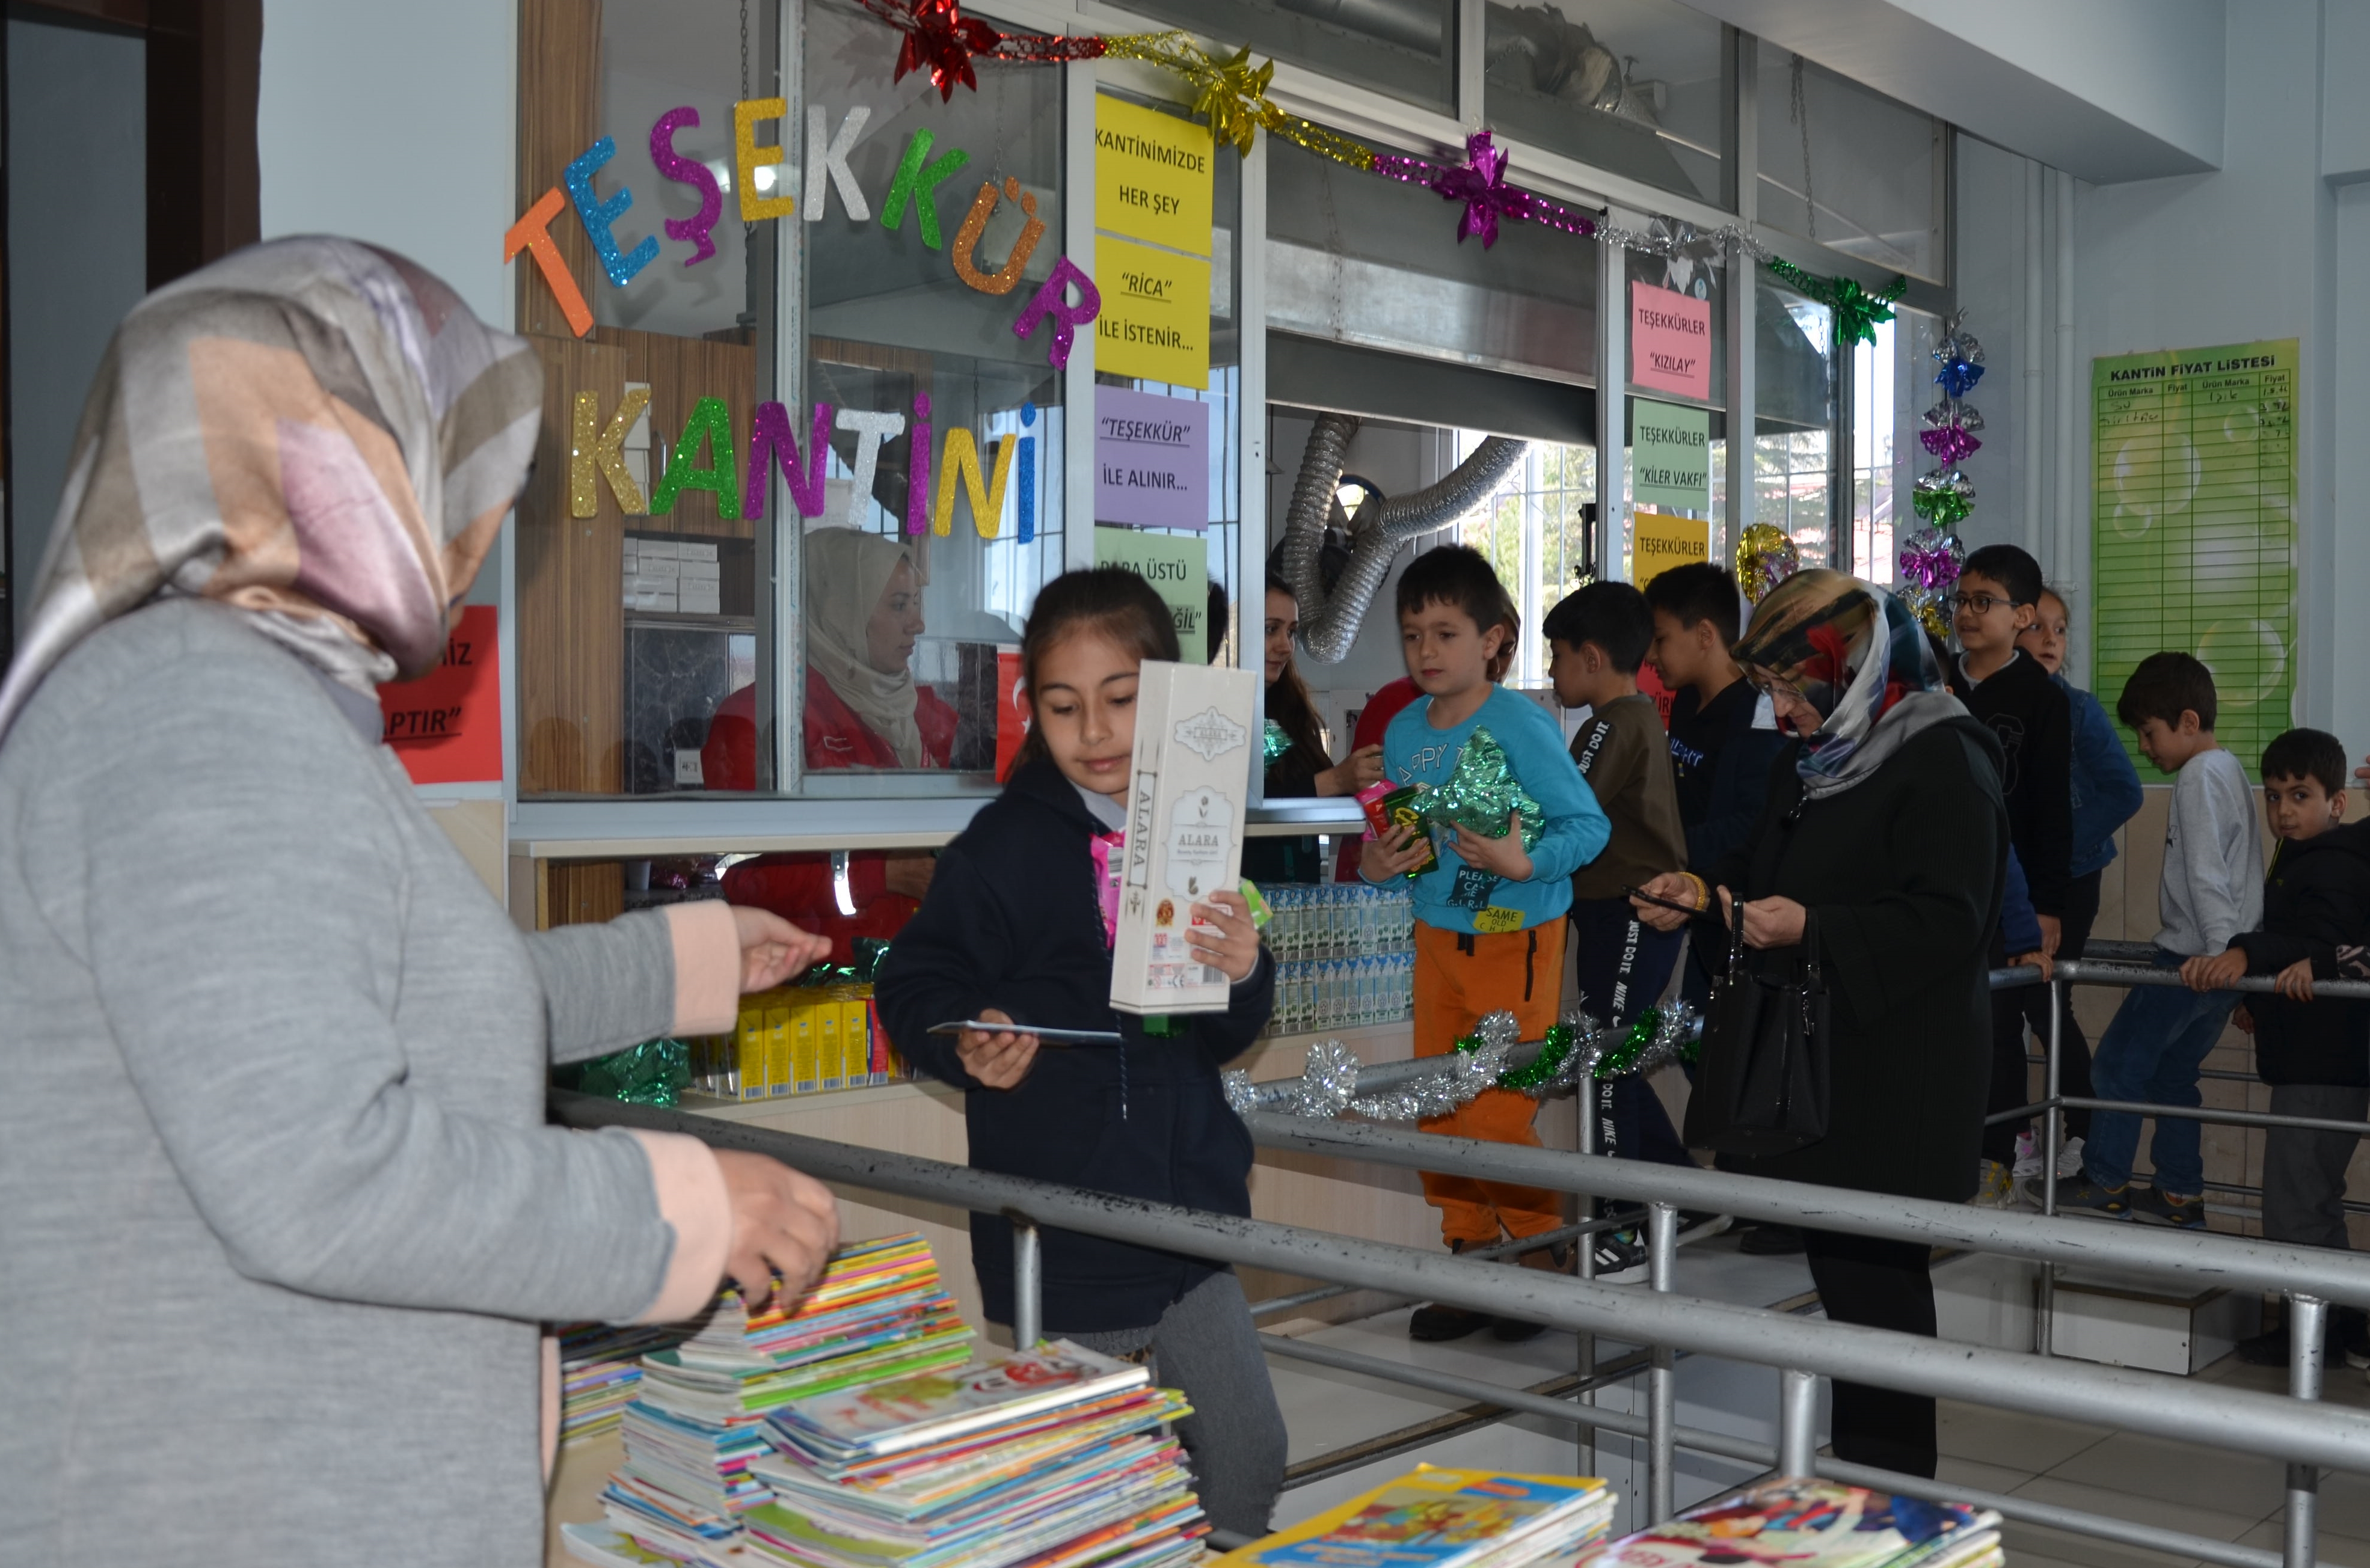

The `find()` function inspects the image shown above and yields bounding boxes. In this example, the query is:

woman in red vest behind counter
[702,527,954,960]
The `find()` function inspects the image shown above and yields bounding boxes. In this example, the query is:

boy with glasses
[1945,544,2074,1205]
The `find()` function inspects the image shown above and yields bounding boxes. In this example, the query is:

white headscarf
[804,527,924,767]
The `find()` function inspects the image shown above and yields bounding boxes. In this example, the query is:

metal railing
[554,1085,2370,1568]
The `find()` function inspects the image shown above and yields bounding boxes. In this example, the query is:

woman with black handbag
[1631,569,2007,1480]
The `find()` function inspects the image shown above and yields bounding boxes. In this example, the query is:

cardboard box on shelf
[1110,660,1257,1015]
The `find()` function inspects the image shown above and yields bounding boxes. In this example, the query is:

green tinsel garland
[1765,256,1907,349]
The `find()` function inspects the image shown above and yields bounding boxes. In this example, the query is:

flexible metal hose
[1280,414,1529,663]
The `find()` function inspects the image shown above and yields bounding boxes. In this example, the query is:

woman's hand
[2181,948,2247,992]
[882,851,936,902]
[1316,745,1386,798]
[1449,812,1534,882]
[712,1150,841,1312]
[1631,872,1704,933]
[1360,821,1430,882]
[2036,912,2063,959]
[730,906,833,991]
[2011,950,2054,983]
[2276,957,2318,1002]
[1716,887,1808,949]
[957,1007,1040,1089]
[2232,1002,2256,1035]
[1188,889,1262,983]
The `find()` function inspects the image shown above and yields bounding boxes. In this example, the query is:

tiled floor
[1261,1229,2357,1564]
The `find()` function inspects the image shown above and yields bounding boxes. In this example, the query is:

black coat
[875,752,1276,1333]
[1948,652,2073,915]
[1695,718,2007,1202]
[2231,823,2370,1086]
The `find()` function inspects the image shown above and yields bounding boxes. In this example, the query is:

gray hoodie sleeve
[526,914,679,1066]
[2169,752,2264,954]
[53,650,679,1324]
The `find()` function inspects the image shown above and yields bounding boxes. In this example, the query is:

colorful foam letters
[571,387,651,516]
[934,427,1019,538]
[905,393,933,536]
[805,106,873,224]
[564,136,659,289]
[880,129,971,251]
[951,176,1046,295]
[650,397,741,521]
[744,400,833,520]
[732,97,798,223]
[649,107,723,266]
[835,409,906,526]
[1016,402,1037,544]
[503,188,593,337]
[1013,257,1102,370]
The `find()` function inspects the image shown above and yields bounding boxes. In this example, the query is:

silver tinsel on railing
[1226,1003,1701,1125]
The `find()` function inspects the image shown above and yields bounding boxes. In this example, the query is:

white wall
[1955,2,2368,748]
[257,0,517,329]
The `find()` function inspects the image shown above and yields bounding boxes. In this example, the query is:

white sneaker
[1971,1159,2015,1209]
[2057,1135,2086,1180]
[2010,1132,2042,1180]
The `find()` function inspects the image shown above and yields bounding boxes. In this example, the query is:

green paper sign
[1631,397,1710,516]
[2092,338,2297,774]
[1094,525,1209,653]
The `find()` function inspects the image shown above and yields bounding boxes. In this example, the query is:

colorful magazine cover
[1216,1466,1612,1568]
[771,1340,1150,1460]
[1588,1481,2001,1568]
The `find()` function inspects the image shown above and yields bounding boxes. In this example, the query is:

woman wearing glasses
[1630,569,2007,1483]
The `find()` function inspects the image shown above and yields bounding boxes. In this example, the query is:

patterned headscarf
[0,236,543,741]
[1730,568,1966,797]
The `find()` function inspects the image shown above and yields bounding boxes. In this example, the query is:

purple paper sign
[1094,385,1209,531]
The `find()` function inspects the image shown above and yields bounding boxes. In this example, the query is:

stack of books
[597,1234,976,1563]
[738,1340,1207,1568]
[1216,1466,1616,1568]
[1588,1480,2003,1568]
[556,1322,691,1447]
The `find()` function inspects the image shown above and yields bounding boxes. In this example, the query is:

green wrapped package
[573,1037,692,1107]
[1423,727,1544,851]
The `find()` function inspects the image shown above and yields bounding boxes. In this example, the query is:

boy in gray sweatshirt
[2056,653,2262,1225]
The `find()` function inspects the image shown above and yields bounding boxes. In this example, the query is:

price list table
[2092,338,2297,768]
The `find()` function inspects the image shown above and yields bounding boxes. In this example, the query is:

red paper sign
[995,648,1028,782]
[378,605,503,785]
[1630,281,1712,402]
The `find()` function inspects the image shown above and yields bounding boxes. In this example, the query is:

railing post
[2288,1293,2325,1568]
[1012,1217,1042,1351]
[1577,1066,1598,1478]
[1778,1367,1819,1477]
[1647,1201,1678,1522]
[2038,978,2064,1356]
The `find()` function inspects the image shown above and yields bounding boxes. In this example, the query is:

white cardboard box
[1110,660,1258,1015]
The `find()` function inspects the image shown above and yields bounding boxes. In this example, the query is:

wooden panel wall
[513,0,758,796]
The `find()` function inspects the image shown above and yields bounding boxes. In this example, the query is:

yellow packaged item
[818,996,844,1092]
[764,1002,793,1099]
[791,1000,818,1095]
[840,996,871,1086]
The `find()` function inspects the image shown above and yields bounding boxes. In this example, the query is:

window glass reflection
[1757,48,1945,284]
[1122,0,1457,115]
[1483,0,1728,208]
[1754,282,1834,569]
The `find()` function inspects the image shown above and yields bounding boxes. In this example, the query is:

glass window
[515,0,782,800]
[1754,280,1834,569]
[1483,0,1730,209]
[1266,136,1597,385]
[1122,0,1457,116]
[1847,307,1938,583]
[1457,432,1599,687]
[1757,49,1945,284]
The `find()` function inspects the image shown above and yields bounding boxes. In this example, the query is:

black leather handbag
[1683,896,1832,1156]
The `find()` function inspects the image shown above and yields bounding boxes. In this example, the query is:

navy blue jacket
[2060,675,2143,880]
[2232,822,2370,1086]
[876,751,1276,1333]
[1666,679,1788,871]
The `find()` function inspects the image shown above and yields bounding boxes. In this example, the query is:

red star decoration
[889,0,1003,100]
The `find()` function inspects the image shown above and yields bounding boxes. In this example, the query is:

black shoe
[2235,1311,2370,1369]
[1589,1231,1650,1281]
[1490,1315,1546,1342]
[1409,1302,1493,1341]
[1739,1223,1807,1256]
[2235,1328,2291,1367]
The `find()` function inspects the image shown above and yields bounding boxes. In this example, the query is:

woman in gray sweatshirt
[0,239,838,1566]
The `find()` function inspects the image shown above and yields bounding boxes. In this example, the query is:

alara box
[1110,659,1259,1015]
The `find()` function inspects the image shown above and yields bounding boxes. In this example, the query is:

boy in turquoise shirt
[1363,545,1608,1341]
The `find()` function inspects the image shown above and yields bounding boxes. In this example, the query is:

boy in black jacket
[2187,729,2370,1362]
[1947,544,2074,1203]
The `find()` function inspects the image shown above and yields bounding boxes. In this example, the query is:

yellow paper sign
[1633,509,1711,584]
[1094,95,1214,256]
[1095,235,1211,387]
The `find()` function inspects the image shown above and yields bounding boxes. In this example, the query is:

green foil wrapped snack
[574,1037,692,1107]
[1262,718,1293,767]
[1424,728,1544,851]
[1358,779,1440,878]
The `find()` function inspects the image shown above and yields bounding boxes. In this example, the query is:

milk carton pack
[1110,659,1259,1015]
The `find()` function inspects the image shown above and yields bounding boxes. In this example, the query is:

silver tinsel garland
[1227,1003,1701,1124]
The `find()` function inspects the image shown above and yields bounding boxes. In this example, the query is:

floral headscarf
[1730,568,1966,797]
[0,237,542,742]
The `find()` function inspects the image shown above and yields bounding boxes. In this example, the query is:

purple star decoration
[1372,132,1596,250]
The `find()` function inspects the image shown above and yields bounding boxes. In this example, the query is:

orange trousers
[1413,917,1569,1247]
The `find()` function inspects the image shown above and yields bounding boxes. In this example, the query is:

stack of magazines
[738,1340,1206,1568]
[595,1233,977,1562]
[556,1322,690,1447]
[1215,1466,1616,1568]
[1588,1480,2003,1568]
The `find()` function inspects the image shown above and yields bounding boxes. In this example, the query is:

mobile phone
[1621,884,1704,918]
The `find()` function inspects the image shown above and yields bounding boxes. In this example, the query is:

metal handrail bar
[547,1092,2370,1473]
[1986,1091,2370,1138]
[2054,957,2370,1000]
[1246,1214,1731,1320]
[1241,1111,2370,1305]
